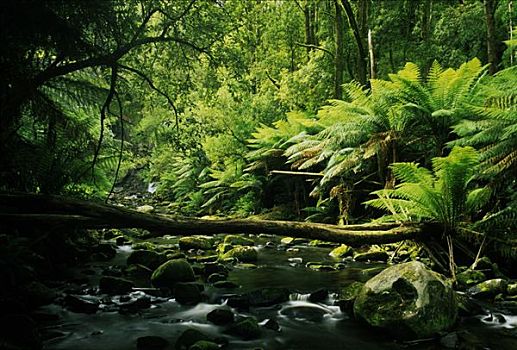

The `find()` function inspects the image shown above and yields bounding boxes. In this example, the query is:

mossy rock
[223,234,254,246]
[189,340,220,350]
[127,250,167,270]
[280,236,310,245]
[216,243,233,255]
[354,250,389,262]
[329,244,353,258]
[179,236,214,250]
[220,246,257,263]
[132,242,158,251]
[305,262,336,271]
[308,240,338,248]
[151,259,195,289]
[175,329,212,350]
[224,317,261,340]
[337,282,364,314]
[467,278,508,298]
[136,205,154,213]
[234,263,257,269]
[456,269,486,288]
[507,283,517,296]
[353,261,457,339]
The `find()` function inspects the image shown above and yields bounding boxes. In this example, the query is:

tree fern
[451,66,517,177]
[365,146,489,232]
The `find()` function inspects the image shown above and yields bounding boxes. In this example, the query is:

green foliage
[365,147,490,232]
[451,66,517,177]
[200,160,262,216]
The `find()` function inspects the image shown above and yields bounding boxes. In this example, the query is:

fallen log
[0,192,423,246]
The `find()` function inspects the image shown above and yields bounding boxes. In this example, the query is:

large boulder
[353,261,457,339]
[150,259,195,288]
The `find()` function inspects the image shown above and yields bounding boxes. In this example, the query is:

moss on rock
[223,234,254,246]
[150,259,195,289]
[220,246,258,263]
[353,261,457,339]
[178,236,214,250]
[329,244,353,258]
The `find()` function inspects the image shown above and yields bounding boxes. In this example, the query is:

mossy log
[0,192,423,246]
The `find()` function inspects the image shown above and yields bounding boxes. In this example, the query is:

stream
[40,234,517,350]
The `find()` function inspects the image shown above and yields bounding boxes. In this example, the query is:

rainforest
[1,0,517,349]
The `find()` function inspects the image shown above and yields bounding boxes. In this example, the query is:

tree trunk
[341,0,368,85]
[368,29,376,79]
[420,0,433,76]
[334,0,345,99]
[0,192,423,246]
[484,0,500,74]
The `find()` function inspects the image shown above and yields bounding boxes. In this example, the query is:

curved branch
[295,42,334,58]
[118,64,179,124]
[34,36,209,88]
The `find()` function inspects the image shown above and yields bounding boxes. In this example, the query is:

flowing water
[41,235,517,350]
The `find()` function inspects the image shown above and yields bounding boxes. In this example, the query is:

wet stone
[308,288,328,303]
[207,273,226,284]
[95,243,117,260]
[264,318,280,331]
[99,276,134,295]
[136,335,168,350]
[127,250,167,270]
[203,262,227,276]
[124,263,153,281]
[119,296,151,313]
[174,282,202,305]
[207,308,235,325]
[64,295,99,314]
